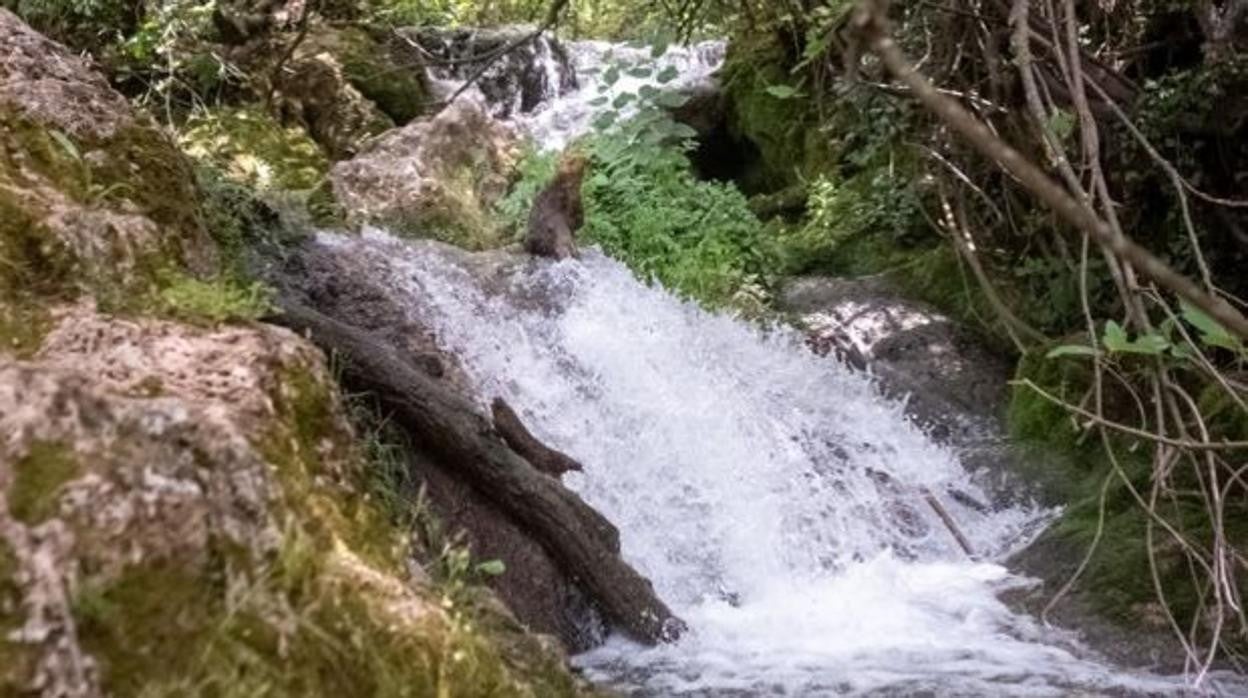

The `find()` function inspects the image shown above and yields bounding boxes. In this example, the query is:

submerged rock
[329,99,520,249]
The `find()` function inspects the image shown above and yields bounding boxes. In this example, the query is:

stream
[376,31,1247,696]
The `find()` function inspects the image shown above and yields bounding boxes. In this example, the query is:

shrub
[499,131,777,310]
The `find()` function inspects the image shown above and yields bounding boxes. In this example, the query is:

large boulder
[329,98,521,249]
[305,24,431,126]
[0,305,587,696]
[275,48,395,161]
[0,8,217,351]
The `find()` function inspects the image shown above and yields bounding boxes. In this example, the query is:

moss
[309,25,429,125]
[75,559,224,696]
[721,33,818,193]
[0,300,54,358]
[8,441,81,525]
[154,272,275,326]
[179,107,330,194]
[0,537,37,692]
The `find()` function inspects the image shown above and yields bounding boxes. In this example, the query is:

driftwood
[270,299,685,644]
[491,398,584,477]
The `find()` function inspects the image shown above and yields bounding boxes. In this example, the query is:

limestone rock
[0,305,586,696]
[329,99,520,249]
[0,9,216,350]
[276,48,395,161]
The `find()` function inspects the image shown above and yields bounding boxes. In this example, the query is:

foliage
[500,129,775,310]
[156,273,275,325]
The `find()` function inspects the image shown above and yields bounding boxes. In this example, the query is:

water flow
[514,39,726,150]
[423,30,725,150]
[316,230,1203,696]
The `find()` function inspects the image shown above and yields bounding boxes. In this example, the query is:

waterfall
[415,27,726,150]
[311,231,1220,696]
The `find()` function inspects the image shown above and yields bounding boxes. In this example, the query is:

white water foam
[315,230,1223,696]
[515,39,726,150]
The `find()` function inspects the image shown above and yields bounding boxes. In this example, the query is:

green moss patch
[180,107,330,193]
[8,441,81,525]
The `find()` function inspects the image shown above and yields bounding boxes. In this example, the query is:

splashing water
[423,30,725,151]
[313,230,1227,696]
[514,39,726,150]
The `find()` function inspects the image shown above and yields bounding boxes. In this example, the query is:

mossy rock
[721,32,821,193]
[306,24,430,126]
[0,309,592,696]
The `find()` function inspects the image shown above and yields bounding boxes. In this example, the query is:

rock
[0,305,589,695]
[306,24,431,125]
[779,275,1012,434]
[276,47,395,161]
[0,8,217,352]
[212,0,303,45]
[404,26,577,119]
[329,99,520,249]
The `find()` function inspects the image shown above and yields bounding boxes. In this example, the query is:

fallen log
[491,397,584,478]
[269,299,686,644]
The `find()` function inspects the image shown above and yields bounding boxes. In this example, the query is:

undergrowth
[499,131,776,311]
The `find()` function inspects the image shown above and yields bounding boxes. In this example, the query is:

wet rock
[329,99,520,248]
[779,275,1012,436]
[0,305,588,695]
[404,26,578,119]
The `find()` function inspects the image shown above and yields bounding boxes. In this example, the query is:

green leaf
[592,111,618,130]
[650,40,669,59]
[612,92,636,109]
[49,130,81,161]
[1180,300,1241,351]
[1046,344,1099,359]
[638,84,660,99]
[588,96,609,107]
[1102,320,1170,355]
[654,91,691,109]
[657,65,679,84]
[765,84,802,100]
[476,559,506,577]
[627,66,653,79]
[604,66,621,86]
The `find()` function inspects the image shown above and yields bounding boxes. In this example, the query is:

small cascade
[404,25,580,119]
[308,230,1216,696]
[406,26,726,150]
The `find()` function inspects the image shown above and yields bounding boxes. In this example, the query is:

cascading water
[419,28,725,150]
[312,231,1237,696]
[351,30,1247,696]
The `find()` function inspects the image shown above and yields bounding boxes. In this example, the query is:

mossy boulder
[721,33,825,193]
[0,306,591,697]
[278,46,395,161]
[305,24,431,126]
[329,99,520,250]
[0,9,218,352]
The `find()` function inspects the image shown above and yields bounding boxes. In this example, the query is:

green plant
[156,273,275,325]
[500,129,776,309]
